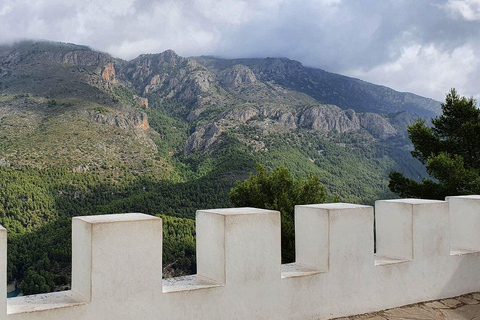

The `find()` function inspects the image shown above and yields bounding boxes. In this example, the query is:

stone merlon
[3,196,480,319]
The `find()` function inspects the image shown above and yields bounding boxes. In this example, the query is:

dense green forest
[1,166,231,294]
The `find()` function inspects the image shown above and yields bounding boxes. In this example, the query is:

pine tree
[389,89,480,199]
[230,164,327,262]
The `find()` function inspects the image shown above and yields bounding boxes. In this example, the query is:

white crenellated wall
[3,196,480,320]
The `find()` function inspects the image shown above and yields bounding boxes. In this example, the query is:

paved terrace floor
[335,293,480,320]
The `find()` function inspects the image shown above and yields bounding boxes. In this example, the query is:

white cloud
[0,0,480,100]
[348,43,480,101]
[445,0,480,21]
[0,1,13,16]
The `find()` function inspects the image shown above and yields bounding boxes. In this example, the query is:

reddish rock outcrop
[102,63,117,83]
[134,113,149,130]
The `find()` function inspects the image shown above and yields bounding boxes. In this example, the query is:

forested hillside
[0,40,438,294]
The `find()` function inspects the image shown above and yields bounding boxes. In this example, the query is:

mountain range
[0,40,440,204]
[0,40,446,292]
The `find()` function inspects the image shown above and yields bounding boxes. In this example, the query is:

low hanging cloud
[0,0,480,101]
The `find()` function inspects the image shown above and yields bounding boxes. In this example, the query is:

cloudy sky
[1,0,480,101]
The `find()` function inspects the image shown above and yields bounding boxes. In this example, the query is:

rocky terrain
[194,56,440,116]
[0,40,439,202]
[185,105,399,153]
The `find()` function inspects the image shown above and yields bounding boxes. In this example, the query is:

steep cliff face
[358,113,397,140]
[57,50,113,67]
[90,110,149,131]
[184,104,400,152]
[133,112,149,130]
[298,106,361,133]
[219,65,257,88]
[102,63,117,83]
[185,123,222,152]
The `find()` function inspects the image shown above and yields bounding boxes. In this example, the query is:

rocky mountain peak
[134,49,184,68]
[160,49,181,62]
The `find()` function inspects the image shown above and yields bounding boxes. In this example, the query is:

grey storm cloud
[1,0,480,101]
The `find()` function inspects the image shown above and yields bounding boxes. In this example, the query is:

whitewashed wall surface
[2,196,480,320]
